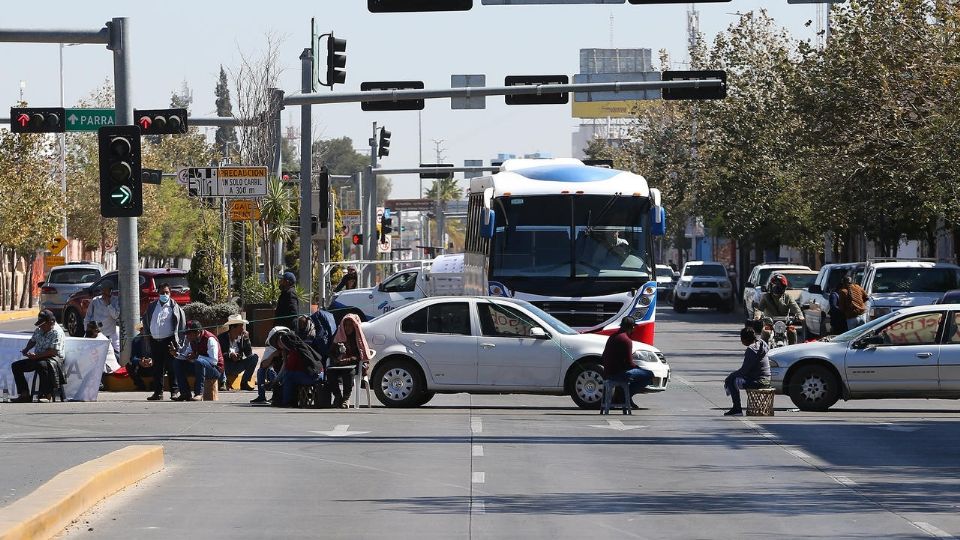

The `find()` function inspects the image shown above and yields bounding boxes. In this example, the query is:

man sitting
[217,314,258,391]
[172,320,224,401]
[251,326,288,405]
[11,310,65,402]
[600,316,654,407]
[273,330,325,407]
[723,327,771,416]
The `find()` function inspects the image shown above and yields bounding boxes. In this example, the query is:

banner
[0,333,109,401]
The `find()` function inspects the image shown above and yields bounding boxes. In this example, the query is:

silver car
[38,263,104,321]
[361,296,670,408]
[769,304,960,411]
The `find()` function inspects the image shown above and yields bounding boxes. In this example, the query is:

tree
[312,136,392,203]
[170,80,193,111]
[214,66,238,160]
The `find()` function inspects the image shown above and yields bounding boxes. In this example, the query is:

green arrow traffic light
[98,125,143,218]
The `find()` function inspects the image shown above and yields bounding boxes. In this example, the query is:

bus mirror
[483,187,494,209]
[481,209,496,238]
[650,206,666,236]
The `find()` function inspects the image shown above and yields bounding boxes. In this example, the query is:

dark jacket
[732,340,770,382]
[601,330,637,379]
[310,309,337,361]
[278,333,325,378]
[141,299,186,354]
[333,272,358,292]
[275,287,299,330]
[217,331,253,362]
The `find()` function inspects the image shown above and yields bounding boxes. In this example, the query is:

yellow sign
[44,255,65,267]
[47,235,68,255]
[342,209,361,217]
[571,100,647,119]
[229,200,261,221]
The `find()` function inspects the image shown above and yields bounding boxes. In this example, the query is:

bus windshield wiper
[583,193,621,235]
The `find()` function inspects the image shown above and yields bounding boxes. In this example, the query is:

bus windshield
[490,194,652,281]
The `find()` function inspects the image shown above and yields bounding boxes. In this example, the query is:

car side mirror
[529,327,548,339]
[809,284,822,294]
[855,335,884,349]
[377,283,386,292]
[37,281,45,288]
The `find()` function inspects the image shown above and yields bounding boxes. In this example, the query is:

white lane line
[472,445,484,457]
[472,472,485,484]
[741,420,759,429]
[787,448,811,460]
[472,499,486,514]
[913,522,956,539]
[832,475,857,488]
[471,418,483,434]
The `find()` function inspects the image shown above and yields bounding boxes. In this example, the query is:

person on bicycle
[754,273,804,344]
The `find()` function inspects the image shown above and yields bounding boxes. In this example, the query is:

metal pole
[109,17,138,366]
[363,122,378,287]
[299,48,313,314]
[270,88,284,273]
[58,44,67,240]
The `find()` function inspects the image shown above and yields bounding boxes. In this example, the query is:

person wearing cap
[275,271,299,330]
[217,314,258,391]
[142,283,186,401]
[723,326,771,416]
[172,320,224,401]
[600,316,654,407]
[333,266,359,292]
[83,283,120,354]
[11,310,66,402]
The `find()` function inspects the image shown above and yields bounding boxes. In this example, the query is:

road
[2,307,959,539]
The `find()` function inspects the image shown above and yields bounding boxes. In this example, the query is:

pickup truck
[797,262,864,337]
[328,254,464,320]
[861,261,960,321]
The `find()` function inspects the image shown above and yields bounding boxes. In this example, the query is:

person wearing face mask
[754,273,804,345]
[141,283,186,401]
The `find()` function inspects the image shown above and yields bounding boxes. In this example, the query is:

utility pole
[363,122,379,287]
[298,48,313,313]
[432,139,446,250]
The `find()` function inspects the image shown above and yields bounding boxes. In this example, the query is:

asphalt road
[2,307,959,539]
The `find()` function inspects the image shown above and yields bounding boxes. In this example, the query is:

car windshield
[781,273,817,290]
[683,265,726,277]
[156,275,190,292]
[48,269,100,284]
[871,268,960,294]
[830,311,901,342]
[656,267,674,278]
[506,300,578,335]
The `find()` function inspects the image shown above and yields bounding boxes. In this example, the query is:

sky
[1,1,823,199]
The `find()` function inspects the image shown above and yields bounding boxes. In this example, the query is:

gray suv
[39,263,104,321]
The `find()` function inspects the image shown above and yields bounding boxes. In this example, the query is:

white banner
[0,333,109,401]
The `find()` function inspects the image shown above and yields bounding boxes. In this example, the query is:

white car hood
[869,292,943,308]
[767,339,847,363]
[333,286,376,301]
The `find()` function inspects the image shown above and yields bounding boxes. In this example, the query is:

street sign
[44,255,65,267]
[505,75,569,105]
[662,70,727,100]
[180,167,218,197]
[218,166,268,198]
[451,74,486,110]
[378,234,392,254]
[342,209,362,217]
[47,235,68,255]
[360,81,425,111]
[385,198,437,212]
[65,108,115,132]
[229,200,261,221]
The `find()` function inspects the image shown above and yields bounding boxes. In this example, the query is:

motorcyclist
[754,273,804,345]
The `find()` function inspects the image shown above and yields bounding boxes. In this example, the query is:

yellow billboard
[571,100,647,119]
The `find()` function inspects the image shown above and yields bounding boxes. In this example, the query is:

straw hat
[225,313,249,326]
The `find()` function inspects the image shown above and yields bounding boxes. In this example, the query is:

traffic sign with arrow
[64,108,115,132]
[47,235,68,255]
[111,185,133,207]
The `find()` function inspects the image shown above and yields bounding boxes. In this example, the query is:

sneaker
[723,408,743,416]
[12,395,33,403]
[218,382,227,392]
[240,383,255,391]
[189,395,203,401]
[169,393,181,401]
[250,396,267,404]
[147,394,163,401]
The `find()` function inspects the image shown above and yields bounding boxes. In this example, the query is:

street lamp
[59,43,80,239]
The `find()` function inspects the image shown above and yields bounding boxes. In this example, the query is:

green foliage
[0,120,61,251]
[182,301,239,331]
[214,65,238,157]
[240,275,278,305]
[187,245,229,305]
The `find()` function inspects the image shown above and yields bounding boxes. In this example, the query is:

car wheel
[372,359,427,408]
[788,364,840,411]
[416,391,436,406]
[673,299,687,313]
[568,361,604,409]
[64,308,84,337]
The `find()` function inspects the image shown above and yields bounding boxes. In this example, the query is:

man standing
[837,275,869,329]
[600,317,654,406]
[84,283,120,354]
[218,314,258,391]
[275,271,299,330]
[333,266,359,292]
[174,320,224,401]
[142,283,185,401]
[723,327,771,416]
[11,310,65,402]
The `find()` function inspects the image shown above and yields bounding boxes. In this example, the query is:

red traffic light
[16,113,29,127]
[138,116,152,130]
[10,107,65,133]
[133,108,188,135]
[352,234,363,246]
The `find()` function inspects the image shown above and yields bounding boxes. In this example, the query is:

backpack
[309,309,337,359]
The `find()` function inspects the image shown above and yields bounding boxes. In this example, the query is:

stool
[296,383,332,409]
[746,387,775,416]
[203,378,219,401]
[351,374,372,409]
[30,361,66,403]
[601,378,631,415]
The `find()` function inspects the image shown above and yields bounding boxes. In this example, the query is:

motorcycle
[761,316,803,349]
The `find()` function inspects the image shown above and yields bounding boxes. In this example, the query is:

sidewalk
[0,308,39,323]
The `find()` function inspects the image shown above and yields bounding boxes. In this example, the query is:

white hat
[225,313,249,326]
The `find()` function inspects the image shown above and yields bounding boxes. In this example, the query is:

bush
[187,247,228,305]
[182,302,213,328]
[181,301,240,331]
[239,275,307,308]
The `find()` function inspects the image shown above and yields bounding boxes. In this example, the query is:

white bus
[464,158,666,345]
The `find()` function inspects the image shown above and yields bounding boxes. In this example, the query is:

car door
[374,271,421,316]
[937,311,960,393]
[844,311,943,394]
[396,301,477,385]
[475,301,563,388]
[804,269,829,335]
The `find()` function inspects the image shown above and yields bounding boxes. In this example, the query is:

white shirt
[85,295,120,334]
[150,301,176,339]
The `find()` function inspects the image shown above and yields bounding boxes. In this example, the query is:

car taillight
[41,286,57,294]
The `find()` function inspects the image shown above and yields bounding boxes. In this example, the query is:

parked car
[362,296,670,408]
[672,261,734,313]
[770,304,960,411]
[798,263,866,337]
[938,289,960,304]
[38,262,105,322]
[61,268,191,337]
[655,264,678,302]
[742,263,811,319]
[861,261,960,321]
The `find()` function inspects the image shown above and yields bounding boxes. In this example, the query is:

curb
[0,445,164,540]
[0,309,38,324]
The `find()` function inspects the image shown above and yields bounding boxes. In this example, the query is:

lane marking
[309,425,370,437]
[588,419,643,431]
[832,475,857,487]
[472,499,486,514]
[787,448,811,460]
[472,472,485,484]
[472,445,484,457]
[471,418,483,434]
[913,522,956,539]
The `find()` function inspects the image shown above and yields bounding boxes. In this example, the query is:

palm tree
[259,177,296,281]
[424,177,463,249]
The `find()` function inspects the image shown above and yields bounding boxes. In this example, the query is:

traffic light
[98,125,143,218]
[381,209,394,239]
[134,108,188,135]
[352,233,363,246]
[377,128,391,158]
[318,167,330,223]
[325,35,347,87]
[141,168,163,185]
[10,107,65,133]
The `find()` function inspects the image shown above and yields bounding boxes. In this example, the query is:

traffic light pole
[299,48,313,314]
[363,123,379,287]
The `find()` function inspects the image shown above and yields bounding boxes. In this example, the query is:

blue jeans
[281,370,321,406]
[256,367,277,399]
[175,357,220,397]
[623,367,654,394]
[847,315,866,329]
[221,354,260,386]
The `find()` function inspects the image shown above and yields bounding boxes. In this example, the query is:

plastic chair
[30,360,66,403]
[601,377,631,415]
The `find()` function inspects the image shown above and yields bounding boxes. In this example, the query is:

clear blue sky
[1,1,820,198]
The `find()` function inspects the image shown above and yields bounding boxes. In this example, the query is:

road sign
[451,74,486,109]
[360,81,425,111]
[342,209,362,217]
[47,235,68,255]
[218,166,268,198]
[229,200,261,221]
[505,75,569,105]
[385,198,436,212]
[179,167,218,197]
[65,108,115,132]
[44,255,65,267]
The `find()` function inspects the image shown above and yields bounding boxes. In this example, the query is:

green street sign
[65,108,115,132]
[110,185,132,206]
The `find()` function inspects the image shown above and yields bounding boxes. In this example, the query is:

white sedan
[361,296,670,408]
